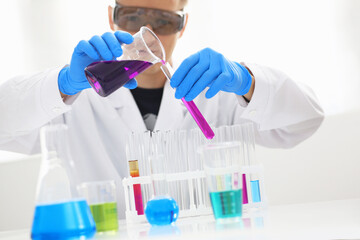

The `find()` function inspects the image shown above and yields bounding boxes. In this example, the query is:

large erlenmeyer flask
[85,26,165,97]
[31,124,96,240]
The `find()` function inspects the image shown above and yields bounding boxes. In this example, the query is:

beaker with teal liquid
[199,142,244,223]
[31,124,96,240]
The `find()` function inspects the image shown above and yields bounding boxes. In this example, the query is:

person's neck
[136,68,166,89]
[136,60,172,89]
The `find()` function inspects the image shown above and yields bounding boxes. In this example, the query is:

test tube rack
[123,123,268,224]
[122,166,267,224]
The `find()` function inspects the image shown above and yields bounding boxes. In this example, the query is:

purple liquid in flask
[85,60,153,97]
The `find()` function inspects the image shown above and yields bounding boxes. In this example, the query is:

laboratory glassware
[145,154,179,226]
[126,133,145,215]
[241,123,261,202]
[199,142,244,223]
[230,124,249,204]
[86,26,214,140]
[128,160,144,215]
[77,180,119,232]
[161,62,215,139]
[31,124,96,240]
[85,26,165,97]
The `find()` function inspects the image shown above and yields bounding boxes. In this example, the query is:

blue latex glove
[58,31,136,95]
[170,48,253,101]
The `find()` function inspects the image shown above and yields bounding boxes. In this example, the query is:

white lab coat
[0,63,324,218]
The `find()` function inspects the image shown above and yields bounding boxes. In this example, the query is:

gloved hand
[170,48,253,101]
[58,31,136,95]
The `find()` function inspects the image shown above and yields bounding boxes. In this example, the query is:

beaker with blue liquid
[199,142,244,223]
[31,124,96,240]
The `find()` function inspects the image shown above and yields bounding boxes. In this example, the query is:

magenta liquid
[85,60,153,97]
[242,174,249,204]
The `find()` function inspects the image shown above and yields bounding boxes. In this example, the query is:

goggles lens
[113,4,185,35]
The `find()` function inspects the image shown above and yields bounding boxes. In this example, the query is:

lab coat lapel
[154,81,185,131]
[107,87,147,132]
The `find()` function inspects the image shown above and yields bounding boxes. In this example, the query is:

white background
[0,0,359,231]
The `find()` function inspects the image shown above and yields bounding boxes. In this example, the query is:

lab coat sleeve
[233,63,324,148]
[0,67,72,154]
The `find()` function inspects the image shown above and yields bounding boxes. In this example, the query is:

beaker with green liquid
[78,180,119,232]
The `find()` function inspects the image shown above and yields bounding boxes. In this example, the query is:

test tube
[128,160,144,215]
[160,62,215,140]
[171,130,183,209]
[190,128,202,207]
[126,133,144,215]
[145,152,179,225]
[217,125,227,142]
[232,124,249,204]
[140,131,153,209]
[217,125,233,190]
[175,130,187,210]
[243,123,261,203]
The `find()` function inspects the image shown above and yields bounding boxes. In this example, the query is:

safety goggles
[113,4,186,35]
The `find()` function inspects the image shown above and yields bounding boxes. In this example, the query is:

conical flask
[85,26,165,97]
[31,124,96,240]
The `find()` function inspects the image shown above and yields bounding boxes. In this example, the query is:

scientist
[0,0,324,218]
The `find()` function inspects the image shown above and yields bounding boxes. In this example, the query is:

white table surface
[1,199,359,240]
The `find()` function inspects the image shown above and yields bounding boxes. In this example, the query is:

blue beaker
[31,125,96,239]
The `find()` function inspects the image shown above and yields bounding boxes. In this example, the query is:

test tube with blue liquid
[31,125,96,240]
[242,123,261,203]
